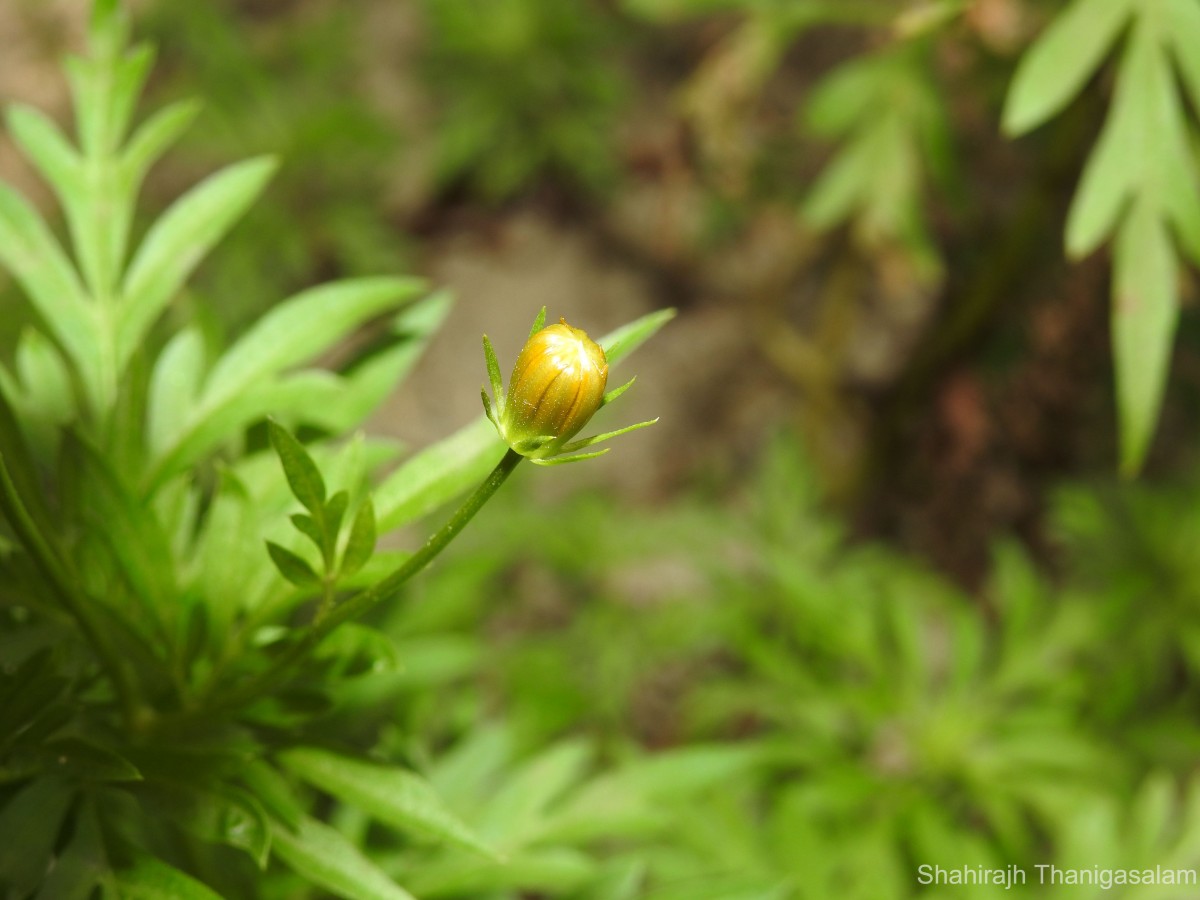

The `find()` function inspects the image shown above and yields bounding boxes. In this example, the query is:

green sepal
[560,418,658,454]
[482,335,503,410]
[601,376,636,406]
[532,449,611,466]
[528,306,547,337]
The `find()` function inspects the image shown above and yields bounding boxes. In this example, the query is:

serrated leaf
[107,856,223,900]
[270,815,417,900]
[266,541,320,587]
[117,156,278,369]
[1113,201,1178,475]
[1002,0,1134,135]
[340,498,376,578]
[268,420,326,515]
[279,747,497,859]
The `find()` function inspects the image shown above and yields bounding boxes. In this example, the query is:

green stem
[0,451,142,727]
[215,449,524,710]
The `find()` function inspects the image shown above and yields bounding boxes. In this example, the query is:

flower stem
[216,449,524,710]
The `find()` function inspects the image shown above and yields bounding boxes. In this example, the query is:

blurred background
[6,0,1200,896]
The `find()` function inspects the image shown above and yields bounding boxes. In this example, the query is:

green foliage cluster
[0,6,671,897]
[6,3,1200,899]
[402,438,1200,898]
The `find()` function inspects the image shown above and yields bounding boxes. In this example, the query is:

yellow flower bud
[501,320,608,458]
[482,309,658,465]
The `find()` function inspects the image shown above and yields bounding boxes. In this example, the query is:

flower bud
[482,309,657,466]
[500,320,608,458]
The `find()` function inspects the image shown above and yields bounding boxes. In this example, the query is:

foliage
[0,5,669,897]
[398,435,1200,897]
[1004,0,1200,473]
[419,0,629,200]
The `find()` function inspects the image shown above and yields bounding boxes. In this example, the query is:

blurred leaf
[268,420,327,516]
[34,798,106,900]
[266,541,320,587]
[341,497,376,578]
[0,185,99,405]
[0,777,73,895]
[118,156,277,368]
[106,856,223,900]
[139,781,271,868]
[5,105,82,202]
[270,815,418,900]
[41,737,142,782]
[146,277,421,489]
[1113,199,1176,475]
[146,327,206,458]
[1002,0,1134,135]
[280,747,496,858]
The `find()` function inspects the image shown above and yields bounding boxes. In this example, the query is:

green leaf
[325,491,349,543]
[279,747,496,858]
[106,856,223,900]
[201,277,422,415]
[0,185,99,400]
[375,418,506,533]
[305,292,453,434]
[266,541,321,587]
[1063,30,1142,258]
[269,815,417,900]
[478,741,592,850]
[138,781,271,869]
[42,737,142,782]
[146,327,206,457]
[340,498,376,578]
[120,99,202,191]
[240,760,303,830]
[0,777,73,895]
[600,308,676,367]
[145,278,421,490]
[314,622,400,677]
[1113,201,1178,475]
[9,327,75,457]
[268,420,327,515]
[34,798,106,900]
[5,105,81,202]
[1167,0,1200,114]
[1002,0,1134,135]
[290,513,325,552]
[117,156,278,369]
[70,434,177,614]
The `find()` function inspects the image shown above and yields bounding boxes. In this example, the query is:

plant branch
[212,448,524,711]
